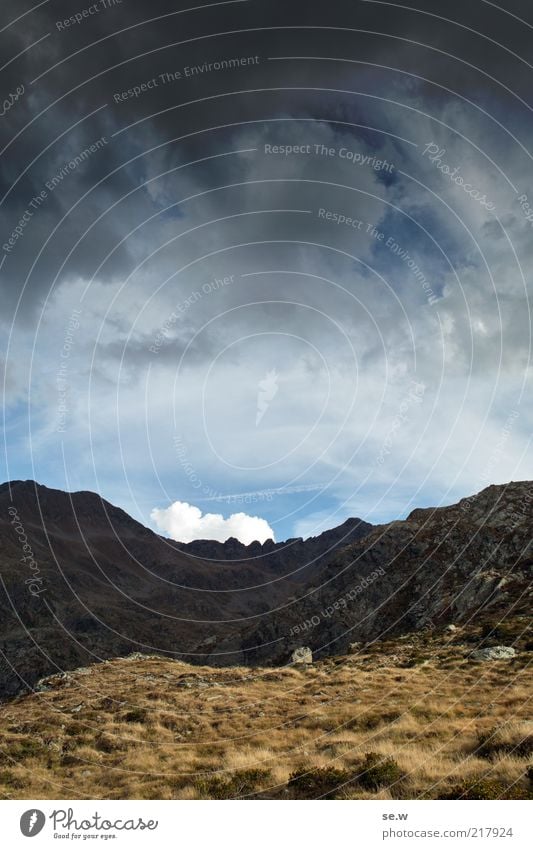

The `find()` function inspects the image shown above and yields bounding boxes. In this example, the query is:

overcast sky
[1,0,532,542]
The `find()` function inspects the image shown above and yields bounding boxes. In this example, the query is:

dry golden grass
[0,631,531,799]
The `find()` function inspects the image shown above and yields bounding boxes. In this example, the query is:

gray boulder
[291,646,313,665]
[471,646,516,661]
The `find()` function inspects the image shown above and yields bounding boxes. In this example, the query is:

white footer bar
[2,799,531,848]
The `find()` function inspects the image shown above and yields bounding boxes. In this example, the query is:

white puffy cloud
[150,501,275,545]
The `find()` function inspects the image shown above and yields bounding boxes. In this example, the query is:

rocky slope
[0,479,531,698]
[239,482,532,665]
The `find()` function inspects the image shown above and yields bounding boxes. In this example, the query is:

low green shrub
[442,779,532,800]
[94,734,126,753]
[288,766,355,798]
[358,752,404,791]
[122,708,147,723]
[2,738,43,761]
[0,768,24,789]
[196,768,270,799]
[477,730,533,760]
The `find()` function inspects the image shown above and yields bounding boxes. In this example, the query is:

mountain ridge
[0,478,531,699]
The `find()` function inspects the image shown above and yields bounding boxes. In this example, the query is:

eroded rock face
[471,646,517,661]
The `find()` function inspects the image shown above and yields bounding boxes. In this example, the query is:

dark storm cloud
[1,0,530,319]
[1,0,531,358]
